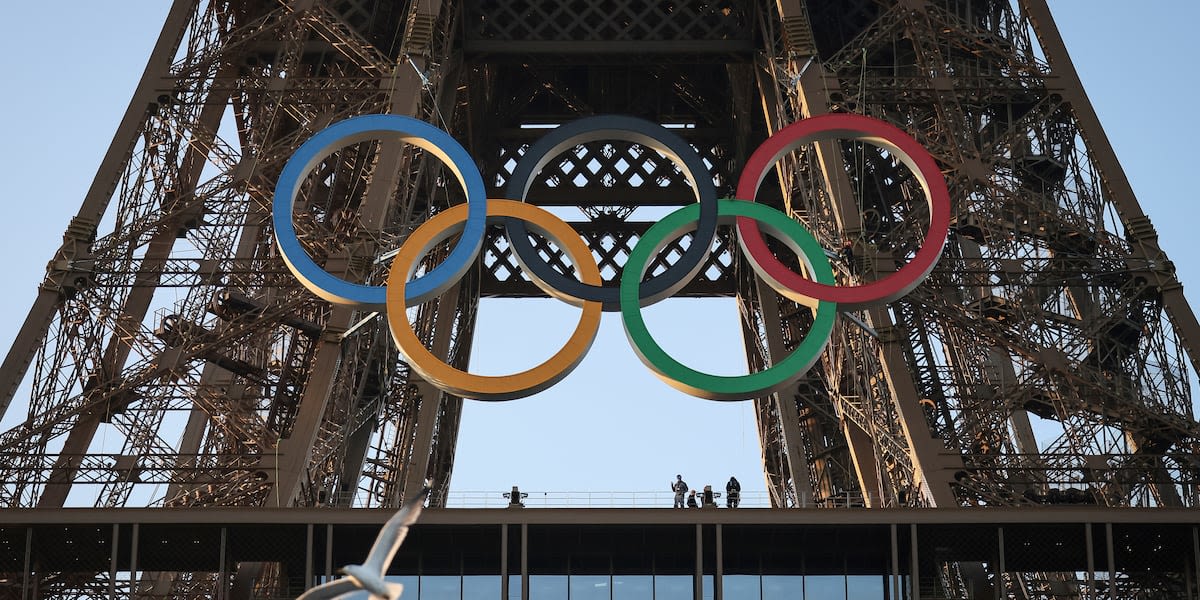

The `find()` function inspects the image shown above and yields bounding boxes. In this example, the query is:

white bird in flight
[297,485,431,600]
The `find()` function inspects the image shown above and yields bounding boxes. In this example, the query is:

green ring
[619,199,837,400]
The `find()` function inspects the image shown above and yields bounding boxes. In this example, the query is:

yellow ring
[386,199,603,400]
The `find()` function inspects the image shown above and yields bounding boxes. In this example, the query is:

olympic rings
[274,114,488,309]
[386,200,603,401]
[503,115,719,311]
[276,112,951,401]
[621,200,837,400]
[735,113,951,310]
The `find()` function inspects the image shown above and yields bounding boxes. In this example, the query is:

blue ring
[273,114,487,308]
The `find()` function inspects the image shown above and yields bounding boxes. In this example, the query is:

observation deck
[3,505,1196,599]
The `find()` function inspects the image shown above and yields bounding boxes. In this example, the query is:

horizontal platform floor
[1,507,1197,598]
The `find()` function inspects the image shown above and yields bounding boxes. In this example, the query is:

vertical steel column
[219,526,228,600]
[890,524,899,600]
[1086,523,1095,595]
[21,527,30,600]
[109,523,119,599]
[1192,526,1199,600]
[842,420,883,507]
[129,523,139,597]
[910,524,919,598]
[715,524,723,600]
[520,523,528,600]
[694,524,703,600]
[1105,523,1116,600]
[995,527,1005,600]
[305,524,314,592]
[1186,527,1195,600]
[501,524,509,600]
[1089,523,1099,597]
[326,524,334,580]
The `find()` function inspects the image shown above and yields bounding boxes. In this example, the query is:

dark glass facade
[1,508,1196,598]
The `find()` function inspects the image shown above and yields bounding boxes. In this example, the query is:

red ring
[735,113,951,310]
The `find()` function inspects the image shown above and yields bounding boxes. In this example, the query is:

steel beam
[1020,0,1200,378]
[788,51,962,508]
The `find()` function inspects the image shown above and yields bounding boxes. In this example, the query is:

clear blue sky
[0,3,1196,502]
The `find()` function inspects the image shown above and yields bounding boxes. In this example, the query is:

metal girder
[0,1,199,421]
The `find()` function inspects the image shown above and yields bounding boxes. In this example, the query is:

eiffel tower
[1,1,1197,598]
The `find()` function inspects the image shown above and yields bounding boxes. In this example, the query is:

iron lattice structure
[1,0,1198,597]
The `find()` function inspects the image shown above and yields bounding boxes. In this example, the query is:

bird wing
[296,577,361,600]
[361,486,431,574]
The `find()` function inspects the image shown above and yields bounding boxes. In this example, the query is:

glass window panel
[724,575,762,600]
[420,575,461,599]
[508,575,521,600]
[388,575,418,597]
[654,575,692,600]
[702,574,714,600]
[530,575,567,600]
[847,575,885,600]
[612,574,652,600]
[464,575,500,600]
[762,575,804,600]
[571,575,611,600]
[805,575,846,600]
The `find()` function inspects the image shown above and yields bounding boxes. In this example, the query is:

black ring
[502,115,719,311]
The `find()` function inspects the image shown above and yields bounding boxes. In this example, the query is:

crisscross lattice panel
[492,138,732,206]
[478,223,736,297]
[466,0,749,42]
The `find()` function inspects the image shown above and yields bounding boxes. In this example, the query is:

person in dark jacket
[672,474,688,508]
[725,476,741,508]
[686,490,699,509]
